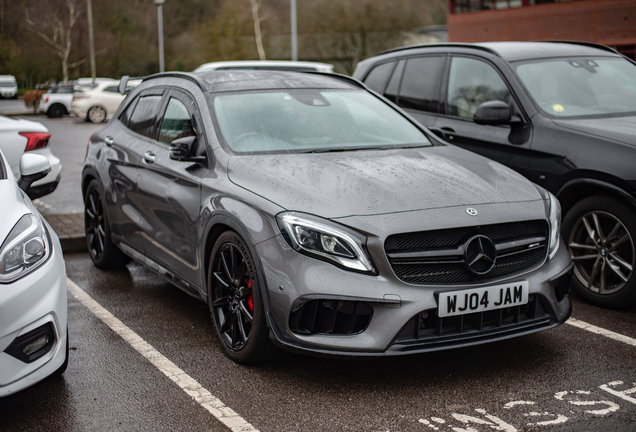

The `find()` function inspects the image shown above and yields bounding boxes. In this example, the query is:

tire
[562,195,636,308]
[47,104,66,118]
[84,179,130,269]
[87,106,106,123]
[207,231,281,363]
[50,329,69,378]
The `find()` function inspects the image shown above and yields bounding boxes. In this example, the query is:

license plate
[438,281,529,318]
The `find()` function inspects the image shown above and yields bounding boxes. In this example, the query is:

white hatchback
[71,81,128,123]
[0,115,62,199]
[0,147,68,397]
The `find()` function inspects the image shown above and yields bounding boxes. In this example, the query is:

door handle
[104,136,114,146]
[440,127,456,141]
[143,151,156,164]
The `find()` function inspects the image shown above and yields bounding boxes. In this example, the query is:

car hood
[0,180,31,243]
[552,115,636,147]
[226,145,542,219]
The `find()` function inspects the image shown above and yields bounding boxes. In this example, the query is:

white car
[39,85,75,118]
[71,81,128,123]
[193,60,334,73]
[0,147,68,397]
[0,115,62,199]
[0,75,18,99]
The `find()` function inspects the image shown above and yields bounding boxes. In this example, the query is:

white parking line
[66,278,259,432]
[567,318,636,347]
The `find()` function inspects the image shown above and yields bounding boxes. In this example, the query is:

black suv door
[433,56,535,179]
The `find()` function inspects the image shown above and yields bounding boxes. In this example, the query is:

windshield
[0,81,16,87]
[514,57,636,118]
[212,89,431,153]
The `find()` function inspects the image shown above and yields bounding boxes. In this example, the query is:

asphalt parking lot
[0,107,635,431]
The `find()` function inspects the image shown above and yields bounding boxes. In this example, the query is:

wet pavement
[1,253,635,431]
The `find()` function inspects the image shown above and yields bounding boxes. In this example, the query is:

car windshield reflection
[212,89,431,154]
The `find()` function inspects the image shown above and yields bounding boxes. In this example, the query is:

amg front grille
[385,220,548,285]
[390,294,556,352]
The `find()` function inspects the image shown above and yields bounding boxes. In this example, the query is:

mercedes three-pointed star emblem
[464,235,497,275]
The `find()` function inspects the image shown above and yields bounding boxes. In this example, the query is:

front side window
[514,57,636,118]
[398,57,444,113]
[158,98,196,145]
[127,95,163,138]
[447,57,511,119]
[213,89,431,154]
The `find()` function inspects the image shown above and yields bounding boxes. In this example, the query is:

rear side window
[363,62,394,93]
[127,95,163,138]
[398,57,444,114]
[158,98,196,145]
[103,86,119,93]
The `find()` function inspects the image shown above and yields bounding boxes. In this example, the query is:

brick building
[448,0,636,59]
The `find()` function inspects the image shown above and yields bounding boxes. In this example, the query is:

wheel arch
[201,213,274,327]
[557,177,636,217]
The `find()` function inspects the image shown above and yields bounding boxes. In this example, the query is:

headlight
[0,214,51,283]
[548,192,561,258]
[277,212,377,274]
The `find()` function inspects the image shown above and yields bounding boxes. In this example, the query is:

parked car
[71,80,129,123]
[353,41,636,309]
[0,75,18,99]
[82,70,572,363]
[193,60,334,73]
[39,85,75,118]
[0,146,68,397]
[75,77,117,90]
[0,115,61,199]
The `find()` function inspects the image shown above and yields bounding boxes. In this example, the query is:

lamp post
[153,0,165,73]
[290,0,297,61]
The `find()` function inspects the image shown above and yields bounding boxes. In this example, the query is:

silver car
[82,71,572,363]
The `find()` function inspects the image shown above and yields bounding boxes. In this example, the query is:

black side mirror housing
[473,101,512,125]
[170,136,205,163]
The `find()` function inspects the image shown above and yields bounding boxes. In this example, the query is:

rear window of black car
[127,95,163,138]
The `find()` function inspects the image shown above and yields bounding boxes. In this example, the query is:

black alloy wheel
[47,104,65,118]
[208,231,280,363]
[564,196,636,308]
[84,180,130,269]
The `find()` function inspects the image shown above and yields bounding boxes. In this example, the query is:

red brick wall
[448,0,636,46]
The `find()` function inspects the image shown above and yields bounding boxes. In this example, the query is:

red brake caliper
[247,280,254,312]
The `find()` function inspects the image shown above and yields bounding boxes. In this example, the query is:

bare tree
[249,0,266,61]
[26,0,85,84]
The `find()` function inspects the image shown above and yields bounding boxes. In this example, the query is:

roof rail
[542,40,620,55]
[120,72,208,94]
[373,43,500,58]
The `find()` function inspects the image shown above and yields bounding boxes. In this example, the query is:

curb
[43,213,87,253]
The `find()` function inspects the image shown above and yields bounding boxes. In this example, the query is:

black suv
[354,41,636,309]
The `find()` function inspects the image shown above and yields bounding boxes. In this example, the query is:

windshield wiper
[306,144,428,153]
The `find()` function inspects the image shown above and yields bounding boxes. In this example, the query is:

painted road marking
[66,278,258,432]
[567,317,636,347]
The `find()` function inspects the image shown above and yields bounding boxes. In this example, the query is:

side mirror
[18,154,51,193]
[473,101,512,125]
[170,136,205,163]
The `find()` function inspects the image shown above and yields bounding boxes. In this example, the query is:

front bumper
[0,228,67,397]
[257,235,572,357]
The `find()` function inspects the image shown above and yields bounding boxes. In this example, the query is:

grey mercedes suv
[82,70,572,363]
